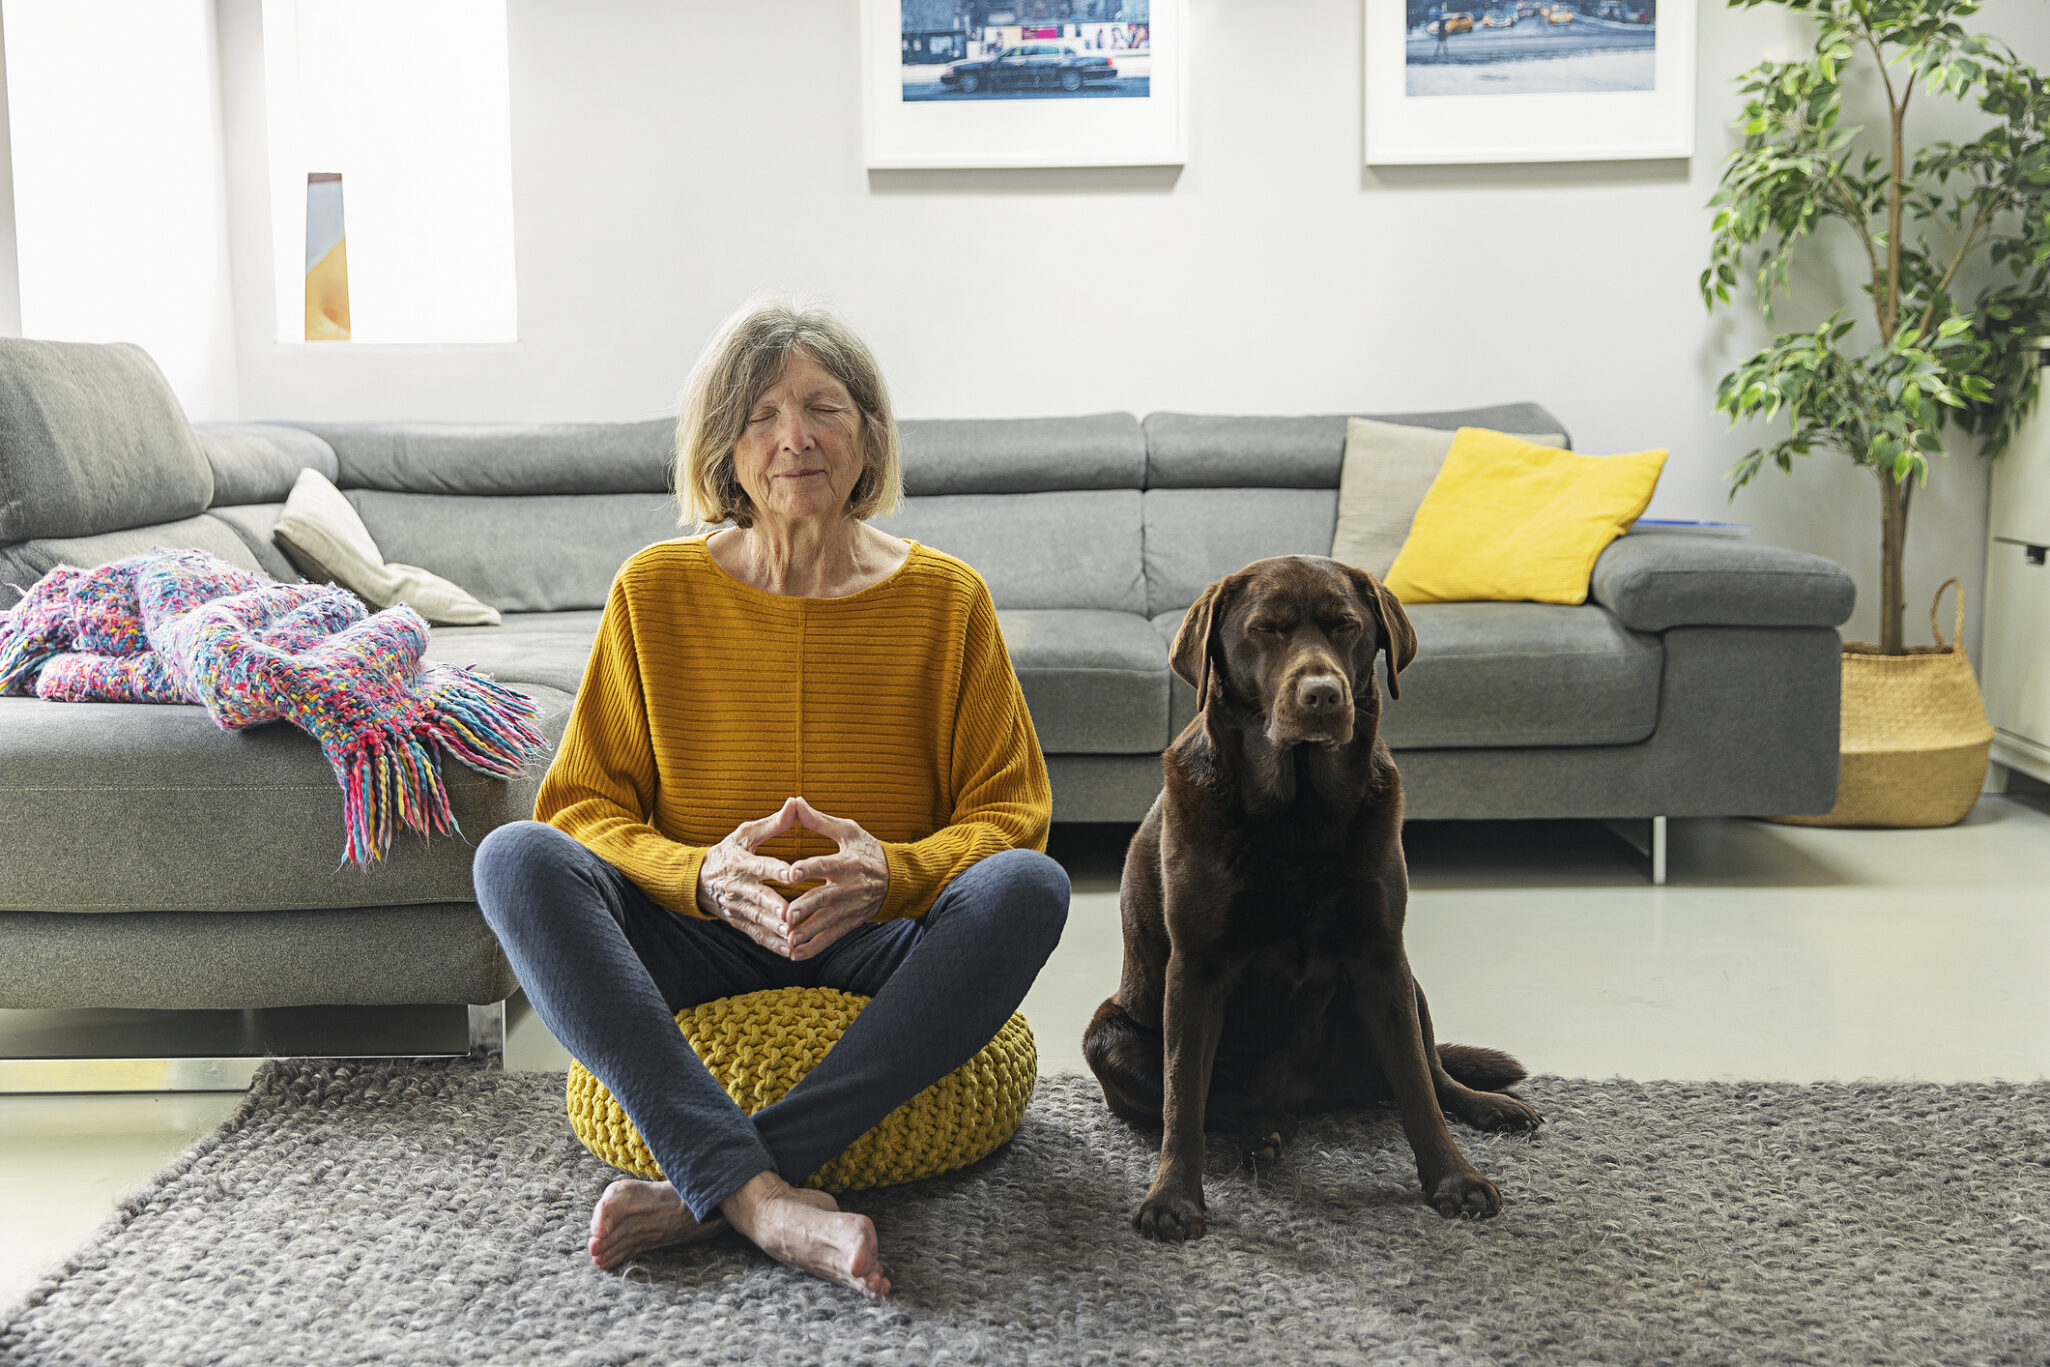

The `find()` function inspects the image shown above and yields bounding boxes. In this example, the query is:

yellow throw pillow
[1331,417,1564,581]
[1383,428,1666,605]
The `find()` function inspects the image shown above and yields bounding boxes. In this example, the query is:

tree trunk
[1877,468,1909,654]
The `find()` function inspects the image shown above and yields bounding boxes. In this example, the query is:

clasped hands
[694,796,889,960]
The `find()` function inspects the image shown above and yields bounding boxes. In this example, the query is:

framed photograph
[862,2,1187,169]
[1363,0,1694,164]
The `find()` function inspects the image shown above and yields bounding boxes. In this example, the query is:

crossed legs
[473,821,1068,1294]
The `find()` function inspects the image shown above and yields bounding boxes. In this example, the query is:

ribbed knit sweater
[534,534,1051,921]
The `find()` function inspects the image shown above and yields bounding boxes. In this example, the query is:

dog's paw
[1133,1190,1207,1242]
[1453,1091,1543,1134]
[1427,1169,1502,1220]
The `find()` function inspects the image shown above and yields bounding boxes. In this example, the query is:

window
[3,0,238,414]
[261,0,517,344]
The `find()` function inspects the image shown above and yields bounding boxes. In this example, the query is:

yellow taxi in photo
[1544,3,1576,21]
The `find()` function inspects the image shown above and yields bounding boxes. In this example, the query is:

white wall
[0,13,22,338]
[212,0,2050,660]
[5,0,239,418]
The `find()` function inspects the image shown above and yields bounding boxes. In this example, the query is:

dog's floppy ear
[1343,566,1417,701]
[1170,574,1241,709]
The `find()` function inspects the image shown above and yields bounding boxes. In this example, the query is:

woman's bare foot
[588,1179,728,1270]
[721,1171,891,1300]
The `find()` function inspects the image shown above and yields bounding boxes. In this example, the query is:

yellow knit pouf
[565,986,1037,1193]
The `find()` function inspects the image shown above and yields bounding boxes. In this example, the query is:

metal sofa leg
[1596,815,1669,884]
[468,1001,507,1060]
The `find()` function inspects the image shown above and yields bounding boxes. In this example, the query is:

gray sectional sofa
[0,340,1856,1075]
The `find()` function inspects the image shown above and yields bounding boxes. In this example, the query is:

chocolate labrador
[1083,555,1541,1241]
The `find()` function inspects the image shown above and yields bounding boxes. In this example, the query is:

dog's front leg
[1133,950,1234,1241]
[1352,950,1503,1219]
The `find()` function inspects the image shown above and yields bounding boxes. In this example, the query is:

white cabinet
[1984,339,2050,785]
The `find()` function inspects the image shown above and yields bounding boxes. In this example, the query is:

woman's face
[732,351,866,531]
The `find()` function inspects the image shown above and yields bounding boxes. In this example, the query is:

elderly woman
[473,299,1068,1300]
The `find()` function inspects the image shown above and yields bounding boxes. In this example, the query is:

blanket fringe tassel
[338,673,547,867]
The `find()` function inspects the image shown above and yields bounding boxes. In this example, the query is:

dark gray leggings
[473,820,1070,1220]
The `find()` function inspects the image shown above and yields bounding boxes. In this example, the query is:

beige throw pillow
[1331,417,1566,580]
[273,468,502,626]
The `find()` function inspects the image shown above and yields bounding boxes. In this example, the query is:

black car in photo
[940,43,1118,94]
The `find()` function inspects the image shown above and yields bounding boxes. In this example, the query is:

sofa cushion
[877,491,1146,613]
[1331,417,1564,581]
[1154,600,1662,749]
[431,608,1167,755]
[348,491,682,612]
[428,611,605,694]
[1142,405,1571,489]
[0,544,44,608]
[204,504,300,583]
[0,685,572,914]
[899,414,1145,494]
[291,420,675,495]
[0,339,213,543]
[997,609,1168,754]
[195,423,339,504]
[1384,430,1666,606]
[2,515,270,608]
[1142,488,1337,615]
[1389,602,1663,747]
[277,470,503,626]
[7,515,267,588]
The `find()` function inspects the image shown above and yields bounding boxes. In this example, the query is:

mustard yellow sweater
[534,535,1051,921]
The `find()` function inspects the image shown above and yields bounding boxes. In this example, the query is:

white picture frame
[1363,0,1694,165]
[861,1,1187,170]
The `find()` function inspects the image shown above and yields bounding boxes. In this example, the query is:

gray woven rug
[4,1062,2046,1366]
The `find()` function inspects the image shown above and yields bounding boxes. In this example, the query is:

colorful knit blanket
[0,548,546,866]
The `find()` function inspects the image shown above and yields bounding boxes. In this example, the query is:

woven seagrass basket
[565,985,1037,1193]
[1776,579,1994,828]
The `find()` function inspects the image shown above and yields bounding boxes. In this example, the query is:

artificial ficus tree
[1703,0,2050,653]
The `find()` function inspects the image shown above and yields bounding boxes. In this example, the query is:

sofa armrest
[1589,532,1855,632]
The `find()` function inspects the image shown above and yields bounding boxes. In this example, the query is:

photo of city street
[1405,0,1656,96]
[900,2,1152,102]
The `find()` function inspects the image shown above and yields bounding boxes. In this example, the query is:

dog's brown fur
[1083,555,1542,1241]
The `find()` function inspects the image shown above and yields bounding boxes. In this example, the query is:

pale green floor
[4,800,2048,1308]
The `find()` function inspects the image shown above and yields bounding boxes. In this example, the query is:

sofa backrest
[277,414,1153,614]
[1138,405,1570,614]
[279,420,679,613]
[0,340,215,546]
[0,333,1573,624]
[0,340,272,603]
[878,415,1146,612]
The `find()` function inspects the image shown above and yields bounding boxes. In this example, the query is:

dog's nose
[1297,674,1345,715]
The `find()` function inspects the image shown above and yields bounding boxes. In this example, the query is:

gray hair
[673,295,903,529]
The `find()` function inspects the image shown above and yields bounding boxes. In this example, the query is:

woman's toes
[818,1209,889,1298]
[845,1218,891,1300]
